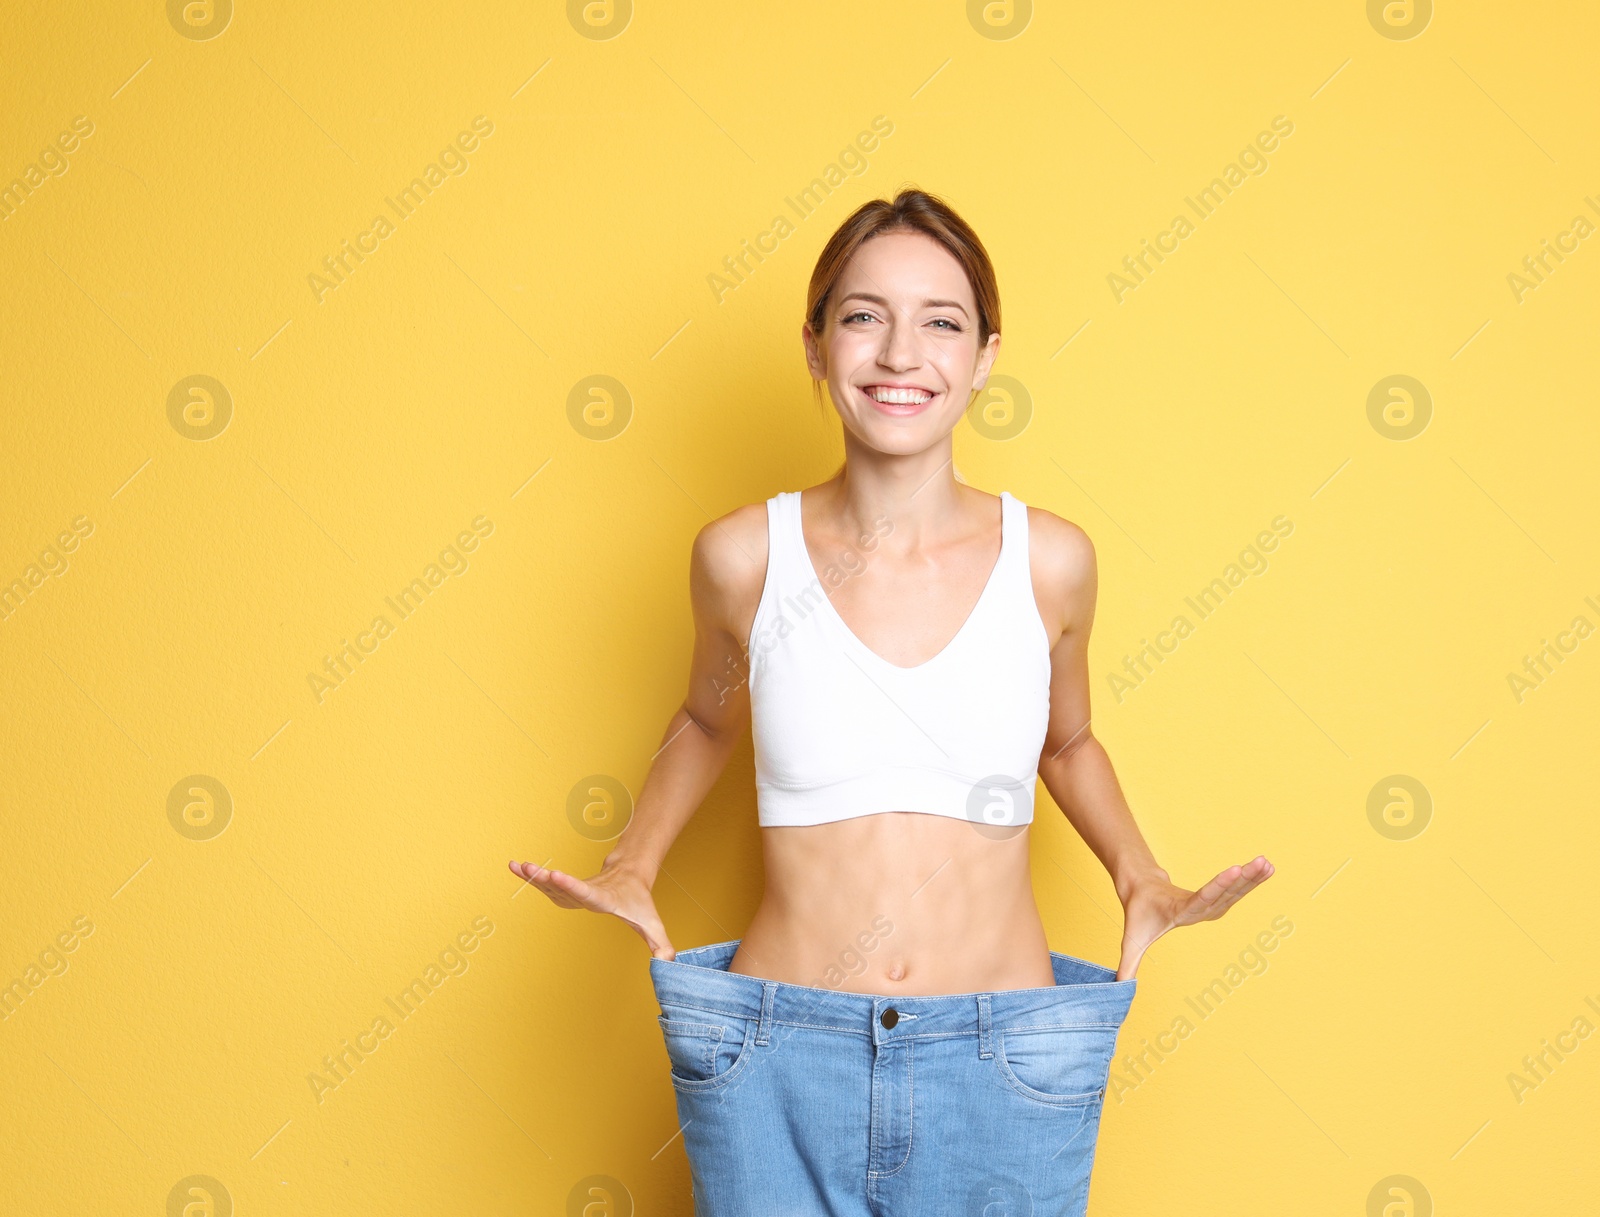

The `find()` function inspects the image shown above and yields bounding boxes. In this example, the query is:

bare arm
[1028,508,1274,980]
[509,504,768,959]
[603,508,765,883]
[1032,515,1164,899]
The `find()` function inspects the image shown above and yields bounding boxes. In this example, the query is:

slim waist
[649,939,1135,1045]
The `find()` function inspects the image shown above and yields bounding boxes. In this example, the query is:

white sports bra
[748,488,1053,828]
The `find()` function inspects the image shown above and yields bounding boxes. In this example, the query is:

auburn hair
[804,187,1000,405]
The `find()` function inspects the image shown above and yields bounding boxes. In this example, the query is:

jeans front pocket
[657,1004,755,1092]
[995,1024,1119,1106]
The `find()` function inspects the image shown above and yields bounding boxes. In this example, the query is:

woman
[511,188,1273,1215]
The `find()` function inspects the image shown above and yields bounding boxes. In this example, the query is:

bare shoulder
[1023,504,1098,641]
[689,500,770,638]
[1025,504,1096,587]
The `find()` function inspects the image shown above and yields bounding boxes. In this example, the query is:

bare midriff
[727,810,1057,996]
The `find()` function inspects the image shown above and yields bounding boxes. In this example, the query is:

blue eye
[844,311,873,323]
[931,319,958,330]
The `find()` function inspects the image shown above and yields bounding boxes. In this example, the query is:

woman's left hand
[1115,856,1275,981]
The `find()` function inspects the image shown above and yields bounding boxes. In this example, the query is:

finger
[1189,858,1273,922]
[1117,908,1172,979]
[604,904,674,959]
[638,917,677,961]
[1219,858,1272,901]
[1191,863,1245,905]
[1115,942,1139,982]
[1204,857,1269,904]
[1116,930,1153,981]
[1173,869,1250,926]
[513,862,585,910]
[642,923,672,958]
[1211,861,1262,905]
[1212,859,1276,914]
[1210,886,1252,916]
[1173,867,1241,923]
[1216,857,1272,902]
[511,859,556,887]
[510,860,548,886]
[634,918,675,960]
[533,864,603,910]
[532,882,584,910]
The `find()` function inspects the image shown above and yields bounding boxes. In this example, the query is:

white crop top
[748,489,1053,828]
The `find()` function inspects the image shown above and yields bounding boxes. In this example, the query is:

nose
[878,314,921,372]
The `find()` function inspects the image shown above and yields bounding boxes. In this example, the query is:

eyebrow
[837,291,970,317]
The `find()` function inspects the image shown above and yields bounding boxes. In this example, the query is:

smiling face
[803,229,1001,458]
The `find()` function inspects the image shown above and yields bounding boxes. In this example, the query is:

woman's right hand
[508,858,676,960]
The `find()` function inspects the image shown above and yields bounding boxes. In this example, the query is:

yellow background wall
[2,2,1596,1213]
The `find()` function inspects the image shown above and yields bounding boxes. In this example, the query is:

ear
[801,321,827,381]
[970,330,1002,392]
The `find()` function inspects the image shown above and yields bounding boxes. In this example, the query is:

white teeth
[867,386,933,405]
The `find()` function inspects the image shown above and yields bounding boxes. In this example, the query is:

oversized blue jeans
[649,940,1137,1216]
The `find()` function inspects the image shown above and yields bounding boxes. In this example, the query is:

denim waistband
[649,939,1135,1046]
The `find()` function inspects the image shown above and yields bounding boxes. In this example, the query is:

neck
[826,435,966,542]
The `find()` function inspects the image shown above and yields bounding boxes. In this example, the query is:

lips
[861,384,939,412]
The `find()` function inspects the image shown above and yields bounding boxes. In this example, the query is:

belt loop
[756,981,778,1046]
[977,993,994,1059]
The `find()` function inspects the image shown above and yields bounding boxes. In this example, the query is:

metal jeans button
[880,1007,899,1029]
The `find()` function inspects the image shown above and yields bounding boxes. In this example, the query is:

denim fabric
[649,939,1136,1216]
